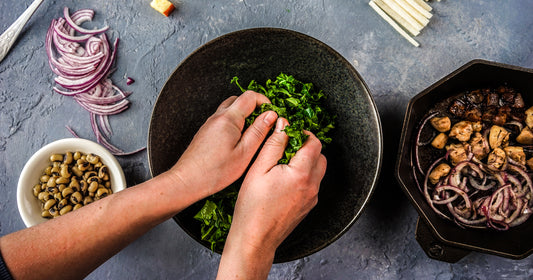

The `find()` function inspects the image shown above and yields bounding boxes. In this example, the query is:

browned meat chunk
[446,143,469,166]
[430,116,451,133]
[525,107,533,128]
[429,163,451,185]
[449,121,473,142]
[431,133,448,149]
[487,147,507,170]
[469,132,489,160]
[516,127,533,145]
[489,125,510,149]
[504,146,526,165]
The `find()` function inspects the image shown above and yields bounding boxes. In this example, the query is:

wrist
[217,226,276,279]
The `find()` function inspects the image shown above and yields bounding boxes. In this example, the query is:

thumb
[249,118,290,174]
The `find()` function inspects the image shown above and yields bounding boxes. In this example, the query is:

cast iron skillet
[147,28,383,263]
[396,59,533,262]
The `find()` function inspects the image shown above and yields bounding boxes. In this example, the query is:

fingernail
[264,111,277,124]
[275,118,284,131]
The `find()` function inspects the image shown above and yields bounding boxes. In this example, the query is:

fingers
[226,91,271,120]
[289,132,327,180]
[239,110,278,156]
[249,118,290,173]
[216,96,238,112]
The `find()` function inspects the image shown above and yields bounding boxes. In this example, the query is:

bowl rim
[17,138,127,227]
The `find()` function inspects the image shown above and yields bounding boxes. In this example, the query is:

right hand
[225,117,327,258]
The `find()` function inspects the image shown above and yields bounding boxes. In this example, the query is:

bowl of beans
[17,138,127,227]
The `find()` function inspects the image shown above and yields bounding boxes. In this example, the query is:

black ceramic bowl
[148,28,383,262]
[396,59,533,262]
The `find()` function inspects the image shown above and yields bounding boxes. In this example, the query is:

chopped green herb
[194,73,335,251]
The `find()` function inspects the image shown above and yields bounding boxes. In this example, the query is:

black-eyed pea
[58,184,67,193]
[38,191,53,202]
[83,196,93,205]
[62,187,74,198]
[53,192,62,201]
[59,205,73,215]
[98,166,108,179]
[73,204,83,211]
[50,154,63,162]
[52,161,61,168]
[69,178,80,189]
[88,181,99,193]
[50,166,60,176]
[58,198,69,209]
[49,206,60,217]
[60,165,71,178]
[105,181,111,188]
[56,176,69,185]
[86,153,100,164]
[63,152,73,165]
[80,180,88,193]
[96,188,109,198]
[87,176,100,185]
[46,186,59,194]
[84,171,97,180]
[44,166,53,176]
[46,176,57,188]
[40,183,47,191]
[40,175,50,183]
[71,166,83,177]
[70,192,83,205]
[73,151,82,161]
[94,162,103,169]
[44,199,56,210]
[33,184,41,197]
[78,160,90,171]
[42,210,52,218]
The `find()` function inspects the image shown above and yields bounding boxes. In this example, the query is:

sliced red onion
[46,7,144,156]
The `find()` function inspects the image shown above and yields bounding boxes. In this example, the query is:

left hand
[168,90,277,198]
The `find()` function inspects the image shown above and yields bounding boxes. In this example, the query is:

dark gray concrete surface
[1,0,532,279]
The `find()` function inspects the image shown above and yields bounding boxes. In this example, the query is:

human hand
[217,118,327,279]
[168,90,277,199]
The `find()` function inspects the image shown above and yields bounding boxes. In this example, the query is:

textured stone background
[1,0,532,279]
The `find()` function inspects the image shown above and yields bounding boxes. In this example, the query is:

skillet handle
[415,217,470,263]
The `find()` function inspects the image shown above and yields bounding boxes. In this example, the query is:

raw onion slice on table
[46,7,144,155]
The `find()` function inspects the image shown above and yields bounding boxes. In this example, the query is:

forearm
[0,171,196,280]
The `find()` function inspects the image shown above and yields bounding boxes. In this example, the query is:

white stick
[374,0,420,36]
[369,0,420,47]
[413,0,432,11]
[383,0,424,32]
[406,0,433,19]
[394,0,430,26]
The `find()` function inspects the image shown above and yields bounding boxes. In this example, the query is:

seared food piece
[446,143,469,166]
[429,163,451,185]
[449,121,473,142]
[517,126,533,144]
[525,107,533,128]
[430,116,451,132]
[431,133,448,149]
[504,146,526,165]
[488,125,510,149]
[469,132,489,160]
[487,147,507,170]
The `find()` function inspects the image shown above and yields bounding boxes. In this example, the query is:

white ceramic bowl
[17,138,127,227]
